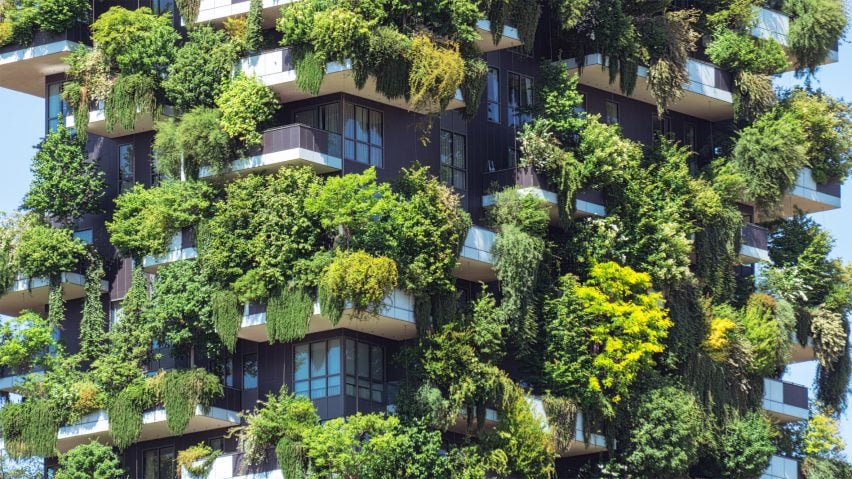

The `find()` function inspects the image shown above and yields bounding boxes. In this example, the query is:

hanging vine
[108,379,152,450]
[47,282,64,328]
[80,252,106,360]
[212,289,241,353]
[104,73,159,133]
[267,288,313,344]
[176,0,201,27]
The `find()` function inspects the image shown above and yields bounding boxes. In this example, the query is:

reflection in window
[440,131,466,190]
[47,83,67,132]
[605,100,620,125]
[487,67,500,123]
[73,229,93,245]
[243,353,258,390]
[345,339,384,403]
[118,143,135,193]
[294,339,340,399]
[684,123,696,150]
[143,446,175,479]
[153,0,175,15]
[508,72,533,127]
[344,104,383,167]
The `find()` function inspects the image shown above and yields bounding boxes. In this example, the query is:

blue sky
[1,42,852,456]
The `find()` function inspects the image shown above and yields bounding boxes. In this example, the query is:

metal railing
[741,223,769,250]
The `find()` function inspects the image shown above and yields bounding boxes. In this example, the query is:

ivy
[211,289,241,353]
[79,253,106,361]
[175,0,201,27]
[267,288,313,344]
[408,34,465,114]
[0,399,62,459]
[787,0,847,76]
[245,0,263,52]
[108,378,152,449]
[104,72,159,133]
[160,368,223,435]
[47,283,64,328]
[740,293,794,376]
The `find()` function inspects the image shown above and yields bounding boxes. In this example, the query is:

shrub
[154,107,233,180]
[23,121,106,225]
[719,412,775,478]
[90,7,178,76]
[782,89,852,184]
[163,25,236,111]
[177,443,221,478]
[55,442,125,479]
[34,0,90,34]
[706,28,788,74]
[16,222,86,279]
[0,310,57,371]
[787,0,847,75]
[740,293,790,375]
[318,250,398,324]
[107,180,213,258]
[215,73,279,147]
[408,34,464,113]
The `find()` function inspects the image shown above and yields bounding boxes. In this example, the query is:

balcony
[0,26,88,97]
[56,388,241,453]
[239,47,464,114]
[239,289,416,342]
[789,334,815,363]
[752,7,839,66]
[200,124,342,180]
[455,226,497,283]
[527,398,607,457]
[761,455,802,479]
[0,366,35,393]
[66,104,175,138]
[142,229,198,273]
[474,19,523,53]
[482,167,606,222]
[763,378,809,423]
[560,54,734,121]
[740,223,770,263]
[0,272,109,317]
[781,167,842,217]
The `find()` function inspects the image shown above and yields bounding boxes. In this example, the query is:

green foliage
[104,73,159,133]
[0,212,24,292]
[108,379,152,449]
[267,288,313,343]
[62,46,112,141]
[644,9,700,114]
[0,399,61,458]
[733,71,777,123]
[55,442,125,479]
[718,412,775,478]
[803,456,852,479]
[80,254,107,361]
[107,180,213,258]
[155,108,232,181]
[177,443,221,478]
[245,0,263,52]
[160,368,223,435]
[541,395,578,453]
[163,25,236,111]
[811,307,847,369]
[787,0,847,76]
[23,119,105,225]
[706,28,789,74]
[16,221,86,279]
[199,167,324,302]
[408,34,465,113]
[493,387,556,479]
[487,188,550,238]
[149,260,220,364]
[492,224,544,352]
[461,55,487,118]
[176,0,201,26]
[215,73,279,147]
[804,406,845,456]
[318,250,398,324]
[47,283,64,328]
[543,262,672,417]
[740,293,792,375]
[624,385,705,478]
[90,7,179,77]
[233,387,319,470]
[211,289,241,353]
[732,111,808,213]
[0,310,56,371]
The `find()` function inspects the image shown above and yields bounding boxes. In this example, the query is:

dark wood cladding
[741,223,769,250]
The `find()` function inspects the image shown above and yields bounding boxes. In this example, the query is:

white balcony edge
[761,455,799,479]
[9,272,108,293]
[58,406,240,441]
[199,147,342,179]
[0,40,80,66]
[763,378,809,422]
[475,19,520,42]
[482,187,606,217]
[143,248,198,269]
[460,226,496,266]
[740,244,770,263]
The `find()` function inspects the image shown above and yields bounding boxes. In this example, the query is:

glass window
[440,131,466,190]
[109,301,123,330]
[294,339,341,399]
[684,123,696,150]
[242,353,258,390]
[487,67,500,123]
[344,104,383,167]
[73,229,93,245]
[295,108,317,128]
[345,340,384,403]
[223,356,234,388]
[47,83,67,132]
[652,114,673,142]
[144,447,175,479]
[208,437,225,452]
[508,72,533,127]
[605,100,619,125]
[118,143,135,193]
[153,0,174,15]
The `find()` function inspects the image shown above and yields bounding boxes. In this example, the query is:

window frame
[242,352,258,390]
[344,338,385,403]
[605,100,620,125]
[118,143,135,194]
[486,66,500,124]
[344,104,383,167]
[46,82,67,133]
[143,445,175,479]
[440,130,466,190]
[684,122,696,150]
[294,338,342,400]
[507,71,533,127]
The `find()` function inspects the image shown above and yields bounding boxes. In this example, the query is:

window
[508,72,533,127]
[242,353,258,390]
[652,114,672,142]
[223,356,234,388]
[345,339,384,403]
[487,67,500,123]
[208,437,225,452]
[344,104,382,167]
[118,143,135,193]
[440,131,466,189]
[73,229,93,245]
[143,446,175,479]
[294,339,340,399]
[153,0,174,15]
[47,83,67,132]
[684,123,696,150]
[109,301,123,330]
[605,100,620,125]
[295,103,343,157]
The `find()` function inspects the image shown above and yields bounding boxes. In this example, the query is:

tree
[543,262,672,416]
[163,25,236,111]
[719,412,776,478]
[0,310,58,372]
[215,72,278,147]
[90,7,178,77]
[22,122,106,225]
[54,442,125,479]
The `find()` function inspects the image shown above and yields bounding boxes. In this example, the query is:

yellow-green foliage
[805,406,846,456]
[318,251,398,324]
[177,443,221,478]
[408,34,465,114]
[215,73,279,147]
[740,293,791,376]
[494,387,556,479]
[544,262,671,416]
[703,317,738,362]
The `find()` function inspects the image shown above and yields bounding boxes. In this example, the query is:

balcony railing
[0,23,89,97]
[740,223,770,263]
[782,167,842,216]
[763,378,809,423]
[761,455,803,479]
[142,228,198,272]
[482,166,606,219]
[202,124,343,178]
